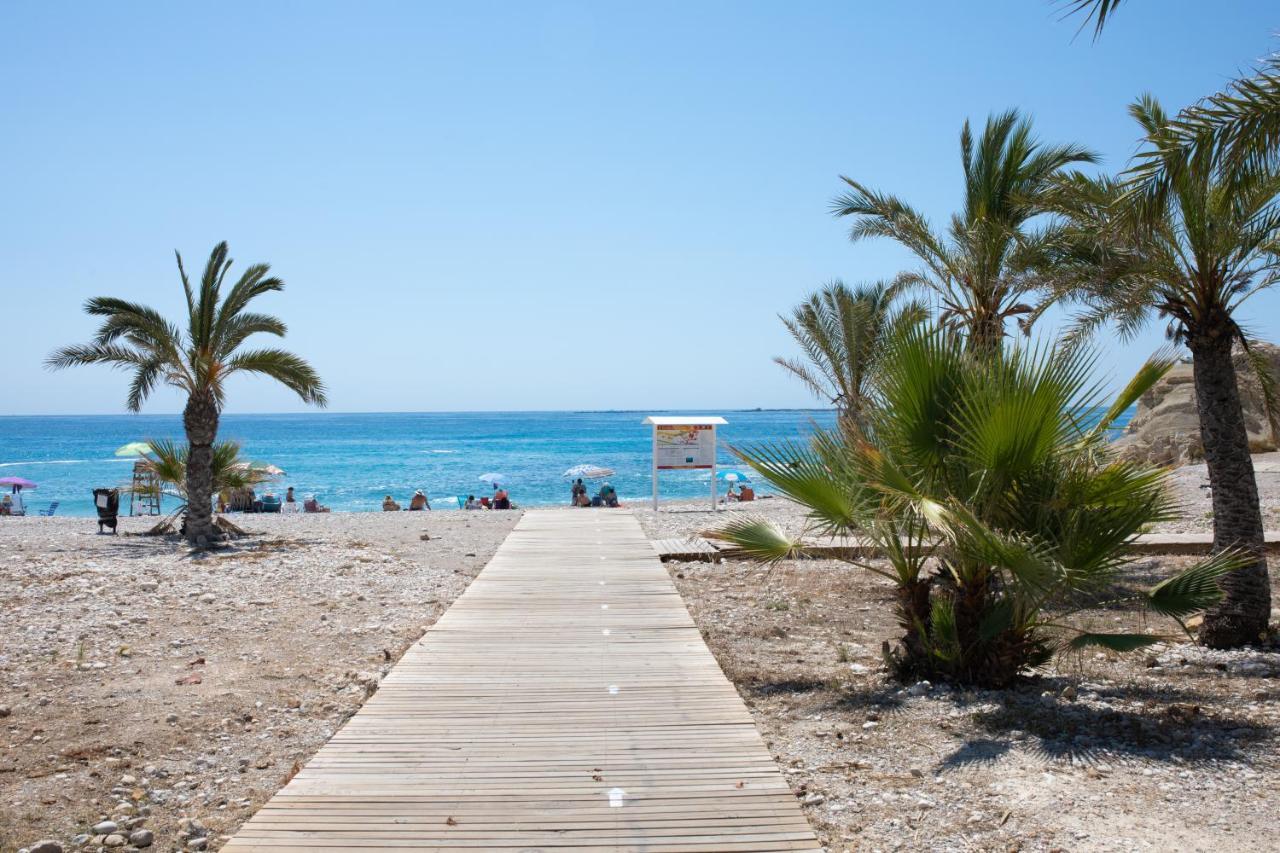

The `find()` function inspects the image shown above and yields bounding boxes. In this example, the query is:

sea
[0,408,1132,518]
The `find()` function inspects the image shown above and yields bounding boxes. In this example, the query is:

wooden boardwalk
[224,509,820,852]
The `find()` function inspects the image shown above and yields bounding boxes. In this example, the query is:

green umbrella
[115,442,153,457]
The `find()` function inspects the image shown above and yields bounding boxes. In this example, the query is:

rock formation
[1116,342,1280,466]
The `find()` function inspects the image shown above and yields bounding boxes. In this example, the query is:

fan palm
[47,242,326,547]
[137,438,268,502]
[1045,95,1279,647]
[831,110,1097,354]
[775,280,926,432]
[709,326,1238,687]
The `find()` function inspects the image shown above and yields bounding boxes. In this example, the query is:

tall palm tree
[48,242,326,546]
[831,110,1097,354]
[1049,95,1280,647]
[775,280,925,431]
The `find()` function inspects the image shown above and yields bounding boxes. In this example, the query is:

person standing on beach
[570,478,586,506]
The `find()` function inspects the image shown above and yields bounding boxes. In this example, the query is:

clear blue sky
[2,1,1277,415]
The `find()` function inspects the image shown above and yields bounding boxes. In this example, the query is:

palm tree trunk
[1190,335,1271,647]
[183,393,221,548]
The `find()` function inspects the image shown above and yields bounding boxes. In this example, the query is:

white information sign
[643,416,728,511]
[654,424,716,470]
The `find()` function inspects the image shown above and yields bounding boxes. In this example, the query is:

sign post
[642,416,728,512]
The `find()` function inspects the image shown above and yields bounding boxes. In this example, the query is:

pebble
[103,834,126,848]
[186,839,209,851]
[27,843,63,853]
[92,820,118,835]
[129,829,155,848]
[0,704,10,717]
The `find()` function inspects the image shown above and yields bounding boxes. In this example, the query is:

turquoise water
[0,408,1132,517]
[0,410,836,517]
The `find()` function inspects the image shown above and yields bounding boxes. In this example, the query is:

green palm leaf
[703,516,801,565]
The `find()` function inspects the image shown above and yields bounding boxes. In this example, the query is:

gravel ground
[0,510,520,853]
[638,493,1280,852]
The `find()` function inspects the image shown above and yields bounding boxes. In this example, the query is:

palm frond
[1065,632,1162,652]
[1088,347,1176,439]
[1145,550,1244,620]
[222,348,328,406]
[703,516,801,564]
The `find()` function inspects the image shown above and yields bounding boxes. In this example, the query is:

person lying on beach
[493,488,511,510]
[382,495,400,512]
[409,490,430,511]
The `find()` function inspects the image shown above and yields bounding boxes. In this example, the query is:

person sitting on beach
[0,494,10,516]
[409,489,430,511]
[304,494,330,513]
[464,494,481,510]
[570,478,587,506]
[285,486,296,504]
[493,488,511,510]
[479,495,491,509]
[737,484,755,502]
[575,491,591,507]
[382,494,400,512]
[599,483,619,508]
[726,481,740,501]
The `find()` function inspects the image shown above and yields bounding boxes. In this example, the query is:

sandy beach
[3,452,1279,852]
[0,511,521,852]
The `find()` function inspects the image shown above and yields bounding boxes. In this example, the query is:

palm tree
[710,325,1238,686]
[48,242,326,547]
[1048,95,1279,647]
[775,280,925,431]
[831,110,1097,354]
[134,438,270,534]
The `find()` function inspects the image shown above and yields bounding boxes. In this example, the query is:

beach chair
[38,501,59,516]
[93,488,119,534]
[260,495,282,513]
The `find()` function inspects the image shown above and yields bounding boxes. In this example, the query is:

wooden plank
[705,529,1280,559]
[652,536,722,563]
[223,509,819,851]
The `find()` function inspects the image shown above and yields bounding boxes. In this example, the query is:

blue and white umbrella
[477,472,507,488]
[713,469,752,483]
[563,464,615,480]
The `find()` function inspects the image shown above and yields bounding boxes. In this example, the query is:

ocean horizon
[0,407,1133,517]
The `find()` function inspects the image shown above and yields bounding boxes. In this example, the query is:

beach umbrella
[477,472,507,488]
[714,469,751,483]
[0,476,37,491]
[114,442,152,457]
[563,464,615,479]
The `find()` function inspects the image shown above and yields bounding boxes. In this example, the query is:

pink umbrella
[0,476,36,490]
